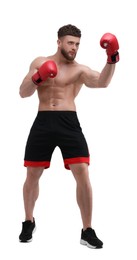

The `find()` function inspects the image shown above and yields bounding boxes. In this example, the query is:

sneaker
[80,227,103,249]
[19,218,36,242]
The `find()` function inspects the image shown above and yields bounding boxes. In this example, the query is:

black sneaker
[19,218,36,242]
[80,227,103,249]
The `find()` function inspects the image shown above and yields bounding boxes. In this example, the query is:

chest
[55,66,81,86]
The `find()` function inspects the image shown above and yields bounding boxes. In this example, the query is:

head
[57,24,81,61]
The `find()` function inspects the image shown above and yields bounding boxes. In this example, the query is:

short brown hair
[58,24,81,38]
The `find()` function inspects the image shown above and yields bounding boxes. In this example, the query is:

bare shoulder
[30,55,56,70]
[70,61,90,73]
[78,63,94,73]
[80,62,99,76]
[30,56,48,70]
[74,62,94,73]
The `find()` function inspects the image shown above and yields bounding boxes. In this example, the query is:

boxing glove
[32,60,57,86]
[100,33,119,64]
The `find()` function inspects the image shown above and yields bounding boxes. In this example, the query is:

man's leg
[69,163,103,248]
[69,163,92,230]
[19,167,44,242]
[23,166,44,221]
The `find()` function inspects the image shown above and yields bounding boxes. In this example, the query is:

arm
[19,59,39,98]
[80,63,115,88]
[97,62,116,88]
[80,33,119,88]
[19,58,57,98]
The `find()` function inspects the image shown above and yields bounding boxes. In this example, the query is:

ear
[57,39,61,47]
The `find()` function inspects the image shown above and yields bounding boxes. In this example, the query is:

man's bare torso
[36,56,84,111]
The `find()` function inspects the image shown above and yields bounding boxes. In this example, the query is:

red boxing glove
[100,33,119,64]
[32,60,57,86]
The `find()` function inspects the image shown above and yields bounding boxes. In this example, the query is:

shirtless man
[19,24,119,248]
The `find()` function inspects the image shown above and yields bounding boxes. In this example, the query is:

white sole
[80,239,97,249]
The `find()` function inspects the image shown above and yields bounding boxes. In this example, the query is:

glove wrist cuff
[107,51,119,64]
[32,72,42,86]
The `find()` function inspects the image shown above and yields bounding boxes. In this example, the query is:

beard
[61,48,76,61]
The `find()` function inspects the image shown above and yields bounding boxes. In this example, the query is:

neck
[53,51,75,65]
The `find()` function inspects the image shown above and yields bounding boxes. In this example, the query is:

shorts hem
[64,157,90,170]
[24,160,50,168]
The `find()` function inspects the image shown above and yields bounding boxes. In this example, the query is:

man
[19,24,119,248]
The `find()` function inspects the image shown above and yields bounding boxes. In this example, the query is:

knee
[70,163,89,175]
[70,163,90,183]
[25,167,44,184]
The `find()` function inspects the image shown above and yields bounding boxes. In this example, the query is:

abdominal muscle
[38,97,76,111]
[37,84,77,111]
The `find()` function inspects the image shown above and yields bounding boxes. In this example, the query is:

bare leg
[70,163,93,230]
[23,167,44,221]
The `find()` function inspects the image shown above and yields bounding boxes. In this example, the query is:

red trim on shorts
[24,160,50,168]
[64,157,90,170]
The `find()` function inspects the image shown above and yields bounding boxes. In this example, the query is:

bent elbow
[97,78,111,88]
[19,90,25,98]
[102,84,108,88]
[19,89,30,98]
[97,83,108,88]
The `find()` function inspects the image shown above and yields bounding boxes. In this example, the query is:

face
[58,35,80,61]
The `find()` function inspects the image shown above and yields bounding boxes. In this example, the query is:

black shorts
[24,111,90,170]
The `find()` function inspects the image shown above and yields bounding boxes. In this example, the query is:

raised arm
[80,33,119,88]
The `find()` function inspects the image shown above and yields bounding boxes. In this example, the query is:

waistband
[37,110,77,115]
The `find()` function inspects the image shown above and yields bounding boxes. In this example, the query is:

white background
[0,0,137,259]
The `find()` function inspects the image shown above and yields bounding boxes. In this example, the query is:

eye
[68,41,73,45]
[76,43,80,47]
